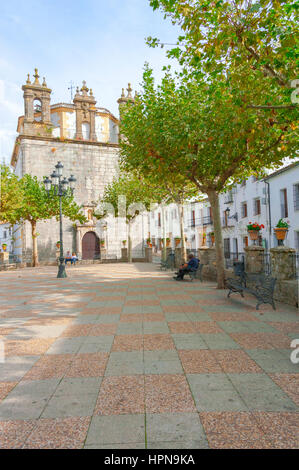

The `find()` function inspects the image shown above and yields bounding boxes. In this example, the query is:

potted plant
[56,241,61,249]
[210,232,215,246]
[247,222,264,241]
[2,243,7,252]
[100,239,105,247]
[122,240,127,246]
[166,237,171,247]
[174,237,181,246]
[274,219,289,245]
[146,237,151,246]
[202,232,207,246]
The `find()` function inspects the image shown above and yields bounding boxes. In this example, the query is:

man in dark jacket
[173,253,199,280]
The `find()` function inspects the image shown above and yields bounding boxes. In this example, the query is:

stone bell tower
[22,68,52,136]
[73,81,97,141]
[117,83,136,118]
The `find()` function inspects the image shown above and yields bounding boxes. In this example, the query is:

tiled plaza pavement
[0,263,298,449]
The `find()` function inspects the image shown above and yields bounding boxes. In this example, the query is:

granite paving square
[95,376,145,415]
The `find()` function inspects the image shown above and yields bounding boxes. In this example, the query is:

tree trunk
[179,202,187,262]
[161,204,167,262]
[128,220,132,263]
[207,190,225,289]
[31,220,39,267]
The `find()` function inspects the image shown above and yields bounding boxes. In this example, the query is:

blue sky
[0,0,180,163]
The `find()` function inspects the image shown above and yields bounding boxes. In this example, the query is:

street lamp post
[44,162,76,278]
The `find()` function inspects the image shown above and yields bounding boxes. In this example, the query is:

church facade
[11,69,146,262]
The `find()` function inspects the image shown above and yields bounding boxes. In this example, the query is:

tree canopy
[148,0,298,96]
[119,64,297,286]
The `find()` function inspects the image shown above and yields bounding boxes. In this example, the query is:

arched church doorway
[82,231,100,260]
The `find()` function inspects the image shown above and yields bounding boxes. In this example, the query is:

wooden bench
[226,272,276,310]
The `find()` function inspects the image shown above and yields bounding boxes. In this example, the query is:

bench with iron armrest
[189,263,204,282]
[160,253,175,271]
[226,272,276,310]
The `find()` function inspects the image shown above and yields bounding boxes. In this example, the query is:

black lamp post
[44,162,76,278]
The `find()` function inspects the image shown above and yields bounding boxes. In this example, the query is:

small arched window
[82,122,90,140]
[33,98,42,122]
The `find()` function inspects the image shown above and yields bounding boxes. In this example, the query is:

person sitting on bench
[71,252,78,265]
[65,251,72,264]
[173,253,199,281]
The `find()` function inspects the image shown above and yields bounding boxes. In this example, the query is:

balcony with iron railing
[188,216,213,228]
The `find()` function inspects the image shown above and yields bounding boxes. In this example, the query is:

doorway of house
[82,231,100,260]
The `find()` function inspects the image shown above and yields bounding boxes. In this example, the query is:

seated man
[65,250,72,264]
[173,253,199,281]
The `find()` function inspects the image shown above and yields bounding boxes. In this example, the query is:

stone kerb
[270,246,297,281]
[244,246,265,273]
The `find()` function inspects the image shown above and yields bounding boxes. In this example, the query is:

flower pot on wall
[2,244,7,251]
[175,238,181,246]
[248,230,259,241]
[274,228,288,246]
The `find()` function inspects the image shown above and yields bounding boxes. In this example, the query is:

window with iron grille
[293,184,299,211]
[280,188,288,218]
[254,198,261,215]
[241,202,248,218]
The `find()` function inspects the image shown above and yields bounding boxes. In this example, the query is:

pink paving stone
[252,412,299,449]
[145,374,196,413]
[0,420,37,449]
[125,299,160,306]
[95,376,145,415]
[200,412,272,449]
[212,350,262,373]
[230,332,292,349]
[179,350,223,374]
[61,324,92,337]
[65,353,109,378]
[0,382,17,402]
[209,312,259,322]
[22,417,91,449]
[143,313,166,322]
[157,294,192,300]
[194,299,230,306]
[0,327,15,335]
[269,374,299,406]
[162,305,202,313]
[112,335,143,352]
[95,296,126,302]
[22,354,73,381]
[81,307,122,315]
[143,334,175,351]
[168,322,196,334]
[267,322,299,334]
[25,317,74,326]
[89,324,117,336]
[5,338,56,357]
[120,314,144,323]
[193,321,223,334]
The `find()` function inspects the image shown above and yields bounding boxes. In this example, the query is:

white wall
[267,165,299,249]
